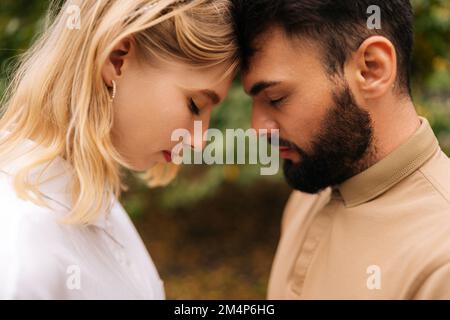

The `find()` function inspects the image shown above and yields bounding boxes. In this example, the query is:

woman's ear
[351,36,397,99]
[101,37,133,86]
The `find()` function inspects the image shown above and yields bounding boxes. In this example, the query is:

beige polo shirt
[268,117,450,299]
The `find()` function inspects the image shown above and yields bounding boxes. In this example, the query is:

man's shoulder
[417,150,450,206]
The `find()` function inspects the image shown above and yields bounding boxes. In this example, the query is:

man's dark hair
[232,0,414,95]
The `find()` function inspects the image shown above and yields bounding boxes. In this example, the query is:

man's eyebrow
[201,89,221,105]
[249,81,281,96]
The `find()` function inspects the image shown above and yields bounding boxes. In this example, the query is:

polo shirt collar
[337,117,439,207]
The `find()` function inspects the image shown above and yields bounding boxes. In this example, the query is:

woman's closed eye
[188,98,201,116]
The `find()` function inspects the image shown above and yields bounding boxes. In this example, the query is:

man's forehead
[251,27,291,61]
[242,30,296,91]
[242,28,321,92]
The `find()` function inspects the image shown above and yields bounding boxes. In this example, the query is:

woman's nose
[190,116,210,151]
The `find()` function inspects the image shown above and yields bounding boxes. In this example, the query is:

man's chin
[282,160,327,194]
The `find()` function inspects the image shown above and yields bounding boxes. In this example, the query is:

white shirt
[0,133,165,299]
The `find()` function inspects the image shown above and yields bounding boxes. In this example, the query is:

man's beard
[281,84,375,194]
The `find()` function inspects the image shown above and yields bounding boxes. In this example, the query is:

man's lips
[278,146,295,159]
[162,150,172,163]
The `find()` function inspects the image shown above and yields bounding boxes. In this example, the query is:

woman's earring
[109,80,117,102]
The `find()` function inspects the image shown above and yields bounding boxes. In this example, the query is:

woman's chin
[124,158,157,172]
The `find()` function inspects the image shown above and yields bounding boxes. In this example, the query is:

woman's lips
[162,150,172,163]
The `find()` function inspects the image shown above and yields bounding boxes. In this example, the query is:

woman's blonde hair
[0,0,239,224]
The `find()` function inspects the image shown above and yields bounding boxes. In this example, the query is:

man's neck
[370,97,421,164]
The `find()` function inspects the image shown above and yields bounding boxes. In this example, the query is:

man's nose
[251,106,278,136]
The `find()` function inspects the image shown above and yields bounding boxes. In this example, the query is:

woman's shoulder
[0,170,66,225]
[0,172,73,298]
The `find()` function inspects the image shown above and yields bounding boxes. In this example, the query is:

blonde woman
[0,0,238,299]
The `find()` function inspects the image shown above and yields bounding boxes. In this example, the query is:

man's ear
[351,36,397,99]
[101,37,133,87]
